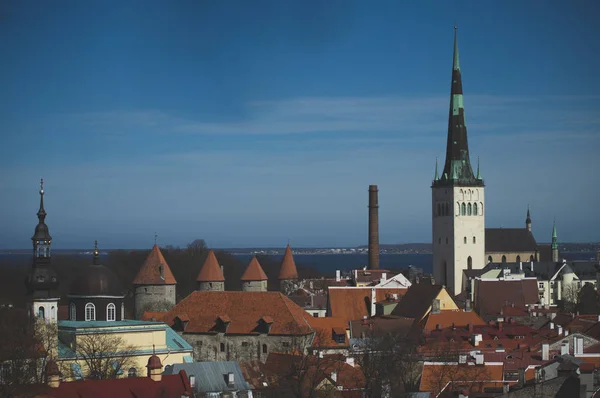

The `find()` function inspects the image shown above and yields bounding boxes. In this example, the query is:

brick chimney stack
[368,185,380,270]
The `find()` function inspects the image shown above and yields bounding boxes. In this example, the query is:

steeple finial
[453,25,460,72]
[434,158,439,181]
[93,240,100,264]
[476,157,481,179]
[154,232,158,245]
[552,218,557,239]
[37,178,46,220]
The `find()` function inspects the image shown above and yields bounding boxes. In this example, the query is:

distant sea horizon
[1,251,597,277]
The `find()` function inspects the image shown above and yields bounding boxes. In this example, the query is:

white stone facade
[31,298,59,323]
[432,186,486,295]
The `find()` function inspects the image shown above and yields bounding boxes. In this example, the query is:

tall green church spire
[551,219,558,249]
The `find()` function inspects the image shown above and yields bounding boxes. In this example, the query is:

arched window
[107,303,116,321]
[461,203,466,216]
[220,343,225,352]
[38,306,45,319]
[488,255,493,263]
[437,203,441,216]
[473,202,478,216]
[467,256,472,270]
[516,255,521,263]
[121,302,125,320]
[70,303,76,320]
[85,303,96,321]
[445,202,450,216]
[467,203,472,216]
[501,255,507,263]
[464,237,467,244]
[128,367,137,378]
[473,236,476,244]
[262,344,267,354]
[479,202,483,215]
[51,306,56,321]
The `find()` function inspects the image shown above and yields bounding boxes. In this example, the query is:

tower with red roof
[133,244,177,319]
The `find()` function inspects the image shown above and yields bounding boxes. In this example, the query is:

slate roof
[21,370,192,398]
[196,250,225,282]
[327,287,408,322]
[163,362,252,393]
[278,245,298,280]
[162,291,313,335]
[133,244,177,285]
[349,316,415,339]
[241,256,268,281]
[390,283,444,320]
[485,228,538,252]
[475,279,540,316]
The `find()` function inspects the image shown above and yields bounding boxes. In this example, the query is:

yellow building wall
[435,289,459,311]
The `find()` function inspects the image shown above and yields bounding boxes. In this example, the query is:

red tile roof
[307,317,349,348]
[241,256,268,281]
[132,244,177,285]
[26,370,192,398]
[475,279,539,316]
[196,250,225,282]
[278,245,298,280]
[328,287,408,322]
[422,310,486,332]
[163,291,313,335]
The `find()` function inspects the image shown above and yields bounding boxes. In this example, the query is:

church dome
[69,242,124,297]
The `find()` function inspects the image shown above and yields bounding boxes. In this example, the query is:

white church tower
[432,27,485,295]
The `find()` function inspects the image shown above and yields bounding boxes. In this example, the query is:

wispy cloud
[48,94,600,144]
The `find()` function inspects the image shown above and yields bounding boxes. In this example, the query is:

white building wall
[432,186,485,295]
[31,299,59,323]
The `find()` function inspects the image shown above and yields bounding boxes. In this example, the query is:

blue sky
[1,1,599,249]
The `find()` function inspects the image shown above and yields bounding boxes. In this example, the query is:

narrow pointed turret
[525,206,532,232]
[278,245,298,280]
[26,178,59,322]
[434,27,483,188]
[434,158,439,181]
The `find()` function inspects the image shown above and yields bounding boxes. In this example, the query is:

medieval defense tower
[432,28,485,295]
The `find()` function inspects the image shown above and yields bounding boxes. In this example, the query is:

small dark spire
[526,205,531,223]
[434,158,439,181]
[154,232,158,245]
[37,178,47,221]
[93,240,100,265]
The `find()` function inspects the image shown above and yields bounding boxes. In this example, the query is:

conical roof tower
[278,245,298,280]
[241,256,268,292]
[196,250,225,291]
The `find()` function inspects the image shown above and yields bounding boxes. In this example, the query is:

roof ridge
[280,293,314,336]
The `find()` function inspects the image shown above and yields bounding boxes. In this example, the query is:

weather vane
[154,232,158,245]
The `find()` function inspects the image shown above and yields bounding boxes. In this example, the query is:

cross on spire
[154,232,158,245]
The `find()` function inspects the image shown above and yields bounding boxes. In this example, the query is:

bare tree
[186,239,207,258]
[423,340,491,396]
[356,330,421,397]
[60,333,137,380]
[0,308,43,395]
[562,283,580,313]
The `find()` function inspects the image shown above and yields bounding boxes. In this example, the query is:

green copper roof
[552,219,558,249]
[453,26,460,71]
[434,158,439,180]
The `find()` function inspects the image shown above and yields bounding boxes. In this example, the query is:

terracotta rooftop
[21,369,192,398]
[475,279,539,316]
[307,316,349,348]
[327,287,408,322]
[421,310,486,332]
[196,250,225,282]
[278,245,298,280]
[132,244,177,285]
[163,291,313,335]
[241,256,268,281]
